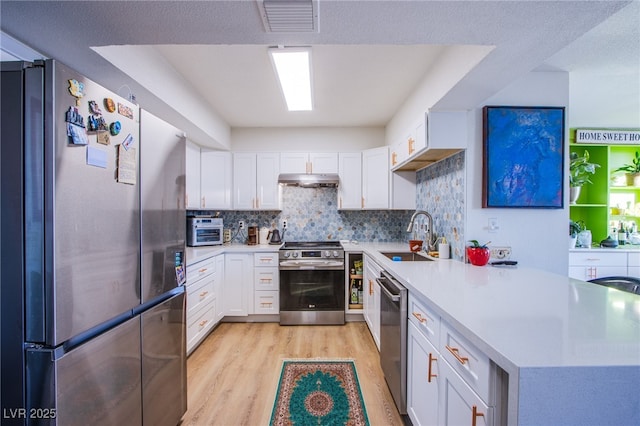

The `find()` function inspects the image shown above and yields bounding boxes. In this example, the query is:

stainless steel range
[279,241,345,325]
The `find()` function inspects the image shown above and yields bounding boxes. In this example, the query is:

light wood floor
[182,321,404,426]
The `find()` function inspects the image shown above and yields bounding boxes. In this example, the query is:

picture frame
[482,106,565,208]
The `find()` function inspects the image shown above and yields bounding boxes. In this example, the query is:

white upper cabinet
[233,153,280,210]
[233,153,256,210]
[185,140,201,210]
[338,152,362,209]
[391,110,468,172]
[309,153,339,173]
[200,150,232,209]
[362,146,389,209]
[256,153,281,210]
[280,152,338,174]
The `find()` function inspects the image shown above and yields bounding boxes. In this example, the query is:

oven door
[279,268,345,311]
[190,226,222,246]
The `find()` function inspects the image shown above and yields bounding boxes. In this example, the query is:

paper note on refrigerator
[117,144,136,185]
[86,145,108,168]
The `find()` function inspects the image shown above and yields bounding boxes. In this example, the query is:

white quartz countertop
[344,242,640,371]
[186,243,282,265]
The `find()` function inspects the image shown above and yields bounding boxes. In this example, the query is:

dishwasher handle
[376,276,401,302]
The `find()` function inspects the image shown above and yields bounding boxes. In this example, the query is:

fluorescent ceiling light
[269,47,313,111]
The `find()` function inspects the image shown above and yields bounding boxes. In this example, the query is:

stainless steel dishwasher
[377,270,408,415]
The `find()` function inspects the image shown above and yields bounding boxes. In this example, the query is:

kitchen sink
[380,251,434,262]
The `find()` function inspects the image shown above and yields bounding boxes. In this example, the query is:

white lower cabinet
[253,252,279,314]
[214,254,225,322]
[439,360,492,426]
[568,251,628,280]
[407,321,439,425]
[407,294,500,426]
[186,255,222,354]
[363,255,381,350]
[224,253,254,316]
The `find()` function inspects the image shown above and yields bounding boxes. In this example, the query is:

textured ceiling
[1,0,637,147]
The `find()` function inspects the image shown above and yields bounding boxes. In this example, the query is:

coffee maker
[247,226,258,245]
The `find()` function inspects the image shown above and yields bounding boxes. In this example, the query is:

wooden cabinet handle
[260,302,273,307]
[198,268,208,273]
[412,312,427,323]
[259,278,273,283]
[199,319,209,328]
[259,257,273,263]
[201,196,205,208]
[446,345,469,365]
[361,197,365,209]
[368,279,373,295]
[408,137,415,154]
[428,353,437,383]
[199,291,209,297]
[472,405,485,426]
[391,152,397,166]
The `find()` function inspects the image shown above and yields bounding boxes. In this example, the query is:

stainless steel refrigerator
[1,60,187,426]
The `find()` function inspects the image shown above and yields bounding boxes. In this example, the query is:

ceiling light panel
[269,47,313,111]
[258,0,318,32]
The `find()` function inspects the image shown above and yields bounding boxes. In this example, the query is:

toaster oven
[187,217,223,247]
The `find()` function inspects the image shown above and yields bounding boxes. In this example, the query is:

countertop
[187,241,640,369]
[186,243,283,265]
[343,242,640,371]
[570,244,640,252]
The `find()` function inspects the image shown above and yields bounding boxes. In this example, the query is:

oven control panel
[281,250,343,259]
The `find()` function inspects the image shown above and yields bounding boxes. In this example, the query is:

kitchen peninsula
[353,243,640,426]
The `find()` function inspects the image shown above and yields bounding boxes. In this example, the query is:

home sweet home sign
[576,129,640,145]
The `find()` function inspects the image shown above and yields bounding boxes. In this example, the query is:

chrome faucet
[406,210,438,251]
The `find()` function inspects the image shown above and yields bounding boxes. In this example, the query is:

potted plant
[569,150,600,204]
[614,151,640,186]
[569,220,583,249]
[466,240,491,266]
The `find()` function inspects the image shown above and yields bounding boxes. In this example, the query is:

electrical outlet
[490,246,511,260]
[239,220,245,230]
[282,220,287,229]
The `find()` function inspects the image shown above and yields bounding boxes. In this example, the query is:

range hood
[278,173,340,188]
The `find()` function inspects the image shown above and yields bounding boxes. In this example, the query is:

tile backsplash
[415,151,466,261]
[191,150,465,259]
[195,186,413,243]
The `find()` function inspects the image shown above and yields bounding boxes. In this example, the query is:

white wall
[231,127,384,152]
[465,71,570,275]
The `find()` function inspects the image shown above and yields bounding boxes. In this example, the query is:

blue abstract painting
[483,106,565,208]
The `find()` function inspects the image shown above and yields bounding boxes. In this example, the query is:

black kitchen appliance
[279,241,345,325]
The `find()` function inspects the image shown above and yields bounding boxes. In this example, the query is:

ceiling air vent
[257,0,318,33]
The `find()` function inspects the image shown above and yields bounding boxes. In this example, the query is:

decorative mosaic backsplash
[415,151,466,261]
[192,150,465,259]
[195,187,413,243]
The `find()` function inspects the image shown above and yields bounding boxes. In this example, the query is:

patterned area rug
[270,360,370,426]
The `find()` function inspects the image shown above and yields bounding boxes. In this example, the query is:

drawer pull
[199,319,208,328]
[369,279,373,295]
[260,278,273,283]
[199,291,209,297]
[198,268,208,273]
[428,353,437,383]
[260,302,273,307]
[472,405,485,426]
[446,345,469,365]
[259,257,273,263]
[412,312,427,323]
